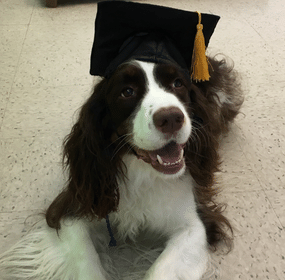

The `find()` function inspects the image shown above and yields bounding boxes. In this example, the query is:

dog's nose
[153,107,184,134]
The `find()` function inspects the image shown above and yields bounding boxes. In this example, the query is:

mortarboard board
[90,1,220,81]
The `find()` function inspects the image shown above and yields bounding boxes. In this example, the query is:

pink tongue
[148,141,182,164]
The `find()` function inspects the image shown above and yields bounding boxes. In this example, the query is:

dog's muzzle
[134,106,188,175]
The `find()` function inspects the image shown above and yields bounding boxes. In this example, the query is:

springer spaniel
[0,56,243,280]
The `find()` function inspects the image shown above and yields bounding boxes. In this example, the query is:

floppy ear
[186,83,220,187]
[187,81,234,252]
[46,80,123,230]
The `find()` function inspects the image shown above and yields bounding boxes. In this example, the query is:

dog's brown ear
[186,83,234,253]
[186,82,220,189]
[46,80,123,231]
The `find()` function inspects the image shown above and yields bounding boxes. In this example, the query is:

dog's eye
[173,79,183,88]
[121,88,135,98]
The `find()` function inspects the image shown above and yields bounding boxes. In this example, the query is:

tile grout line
[233,123,284,230]
[0,2,36,133]
[263,188,285,230]
[240,5,268,44]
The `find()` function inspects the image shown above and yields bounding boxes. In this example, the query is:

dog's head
[45,58,221,230]
[46,58,220,229]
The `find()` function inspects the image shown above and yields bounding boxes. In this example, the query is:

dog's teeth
[157,150,184,166]
[157,154,164,165]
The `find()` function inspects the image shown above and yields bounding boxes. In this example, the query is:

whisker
[111,133,134,160]
[106,132,133,149]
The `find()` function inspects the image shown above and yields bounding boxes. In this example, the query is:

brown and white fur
[0,56,243,280]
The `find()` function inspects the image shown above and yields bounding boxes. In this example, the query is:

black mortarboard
[90,1,220,80]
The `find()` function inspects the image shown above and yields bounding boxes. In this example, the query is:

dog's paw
[143,258,207,280]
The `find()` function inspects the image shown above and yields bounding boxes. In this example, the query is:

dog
[0,54,242,280]
[0,2,244,279]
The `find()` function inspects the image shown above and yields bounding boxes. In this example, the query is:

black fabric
[105,32,188,77]
[90,1,220,77]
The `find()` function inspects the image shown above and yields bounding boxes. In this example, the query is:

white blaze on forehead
[132,61,191,151]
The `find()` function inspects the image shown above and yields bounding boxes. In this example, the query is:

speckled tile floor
[0,0,284,279]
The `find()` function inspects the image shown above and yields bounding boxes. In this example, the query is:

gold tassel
[191,11,210,82]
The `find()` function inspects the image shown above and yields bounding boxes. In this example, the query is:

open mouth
[134,141,186,175]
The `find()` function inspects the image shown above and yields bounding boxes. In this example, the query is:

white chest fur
[111,154,198,240]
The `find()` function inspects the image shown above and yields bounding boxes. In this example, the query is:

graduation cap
[90,1,220,81]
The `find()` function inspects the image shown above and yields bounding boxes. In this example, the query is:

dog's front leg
[143,218,208,280]
[0,219,109,280]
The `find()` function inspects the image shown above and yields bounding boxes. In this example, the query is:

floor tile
[0,86,10,125]
[0,54,21,88]
[236,81,285,124]
[0,25,27,55]
[212,229,285,280]
[217,127,262,193]
[244,3,285,43]
[218,191,282,238]
[266,39,285,84]
[7,84,91,114]
[30,1,97,25]
[22,23,94,54]
[237,121,285,191]
[213,189,285,279]
[0,0,35,25]
[0,85,92,138]
[0,136,66,212]
[208,0,266,18]
[0,26,28,89]
[13,48,94,88]
[265,189,285,228]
